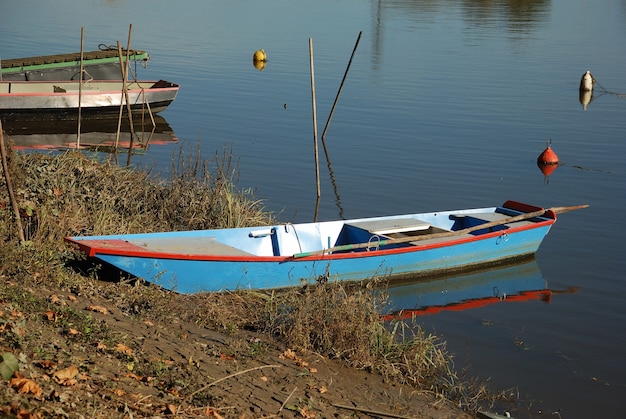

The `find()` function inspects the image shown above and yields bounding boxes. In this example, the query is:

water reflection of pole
[320,31,362,220]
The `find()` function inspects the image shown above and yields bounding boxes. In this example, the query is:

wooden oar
[292,204,588,258]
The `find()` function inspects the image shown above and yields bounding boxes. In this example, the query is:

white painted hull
[0,79,179,118]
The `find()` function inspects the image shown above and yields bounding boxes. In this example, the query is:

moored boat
[0,79,179,119]
[1,48,149,81]
[65,201,587,293]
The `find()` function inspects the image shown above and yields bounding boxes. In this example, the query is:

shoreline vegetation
[0,145,509,418]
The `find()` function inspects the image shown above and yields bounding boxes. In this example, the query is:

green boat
[1,46,149,81]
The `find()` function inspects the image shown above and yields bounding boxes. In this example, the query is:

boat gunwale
[65,217,555,263]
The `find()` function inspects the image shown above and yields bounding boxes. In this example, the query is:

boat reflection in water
[383,258,552,320]
[3,114,177,153]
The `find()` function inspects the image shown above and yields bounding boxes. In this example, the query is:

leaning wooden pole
[0,121,25,242]
[309,38,321,206]
[124,26,137,142]
[321,31,362,142]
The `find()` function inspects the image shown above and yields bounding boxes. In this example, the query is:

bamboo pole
[309,38,321,204]
[0,121,25,242]
[77,27,84,148]
[292,204,589,258]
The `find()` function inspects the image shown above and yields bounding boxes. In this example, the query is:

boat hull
[66,201,557,293]
[0,80,179,119]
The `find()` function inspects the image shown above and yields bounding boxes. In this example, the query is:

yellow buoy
[253,59,266,71]
[253,49,267,62]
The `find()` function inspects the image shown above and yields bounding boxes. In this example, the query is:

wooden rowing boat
[65,201,587,293]
[1,48,149,81]
[0,79,179,118]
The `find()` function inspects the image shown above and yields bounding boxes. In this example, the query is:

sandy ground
[1,278,474,418]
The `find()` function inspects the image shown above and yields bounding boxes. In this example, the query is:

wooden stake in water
[115,24,136,150]
[309,38,321,205]
[77,27,85,148]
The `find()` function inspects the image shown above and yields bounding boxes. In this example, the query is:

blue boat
[65,201,585,293]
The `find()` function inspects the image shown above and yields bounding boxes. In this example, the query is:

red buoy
[537,162,559,177]
[537,145,559,165]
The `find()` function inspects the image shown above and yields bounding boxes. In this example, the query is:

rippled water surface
[2,1,626,417]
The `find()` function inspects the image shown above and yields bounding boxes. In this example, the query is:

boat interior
[105,206,538,259]
[258,208,531,257]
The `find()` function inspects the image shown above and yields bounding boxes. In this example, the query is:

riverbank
[0,147,494,418]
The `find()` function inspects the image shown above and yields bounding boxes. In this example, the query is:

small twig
[279,386,298,412]
[332,403,417,419]
[185,364,281,401]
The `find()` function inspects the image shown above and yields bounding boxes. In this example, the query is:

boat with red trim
[65,201,586,293]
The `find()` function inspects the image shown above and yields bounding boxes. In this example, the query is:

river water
[2,1,625,417]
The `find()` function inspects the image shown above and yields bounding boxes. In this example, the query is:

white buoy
[579,70,594,92]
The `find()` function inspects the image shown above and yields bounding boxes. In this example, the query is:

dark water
[2,1,626,417]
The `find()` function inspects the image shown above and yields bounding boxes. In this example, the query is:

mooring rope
[594,78,625,99]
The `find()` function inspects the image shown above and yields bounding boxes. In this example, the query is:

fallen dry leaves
[33,360,55,370]
[299,405,317,418]
[219,352,235,361]
[0,401,43,419]
[52,365,79,386]
[9,373,43,399]
[114,343,134,355]
[279,349,317,373]
[85,305,110,315]
[126,372,154,383]
[43,309,58,322]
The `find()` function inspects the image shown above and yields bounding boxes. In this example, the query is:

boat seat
[346,218,430,236]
